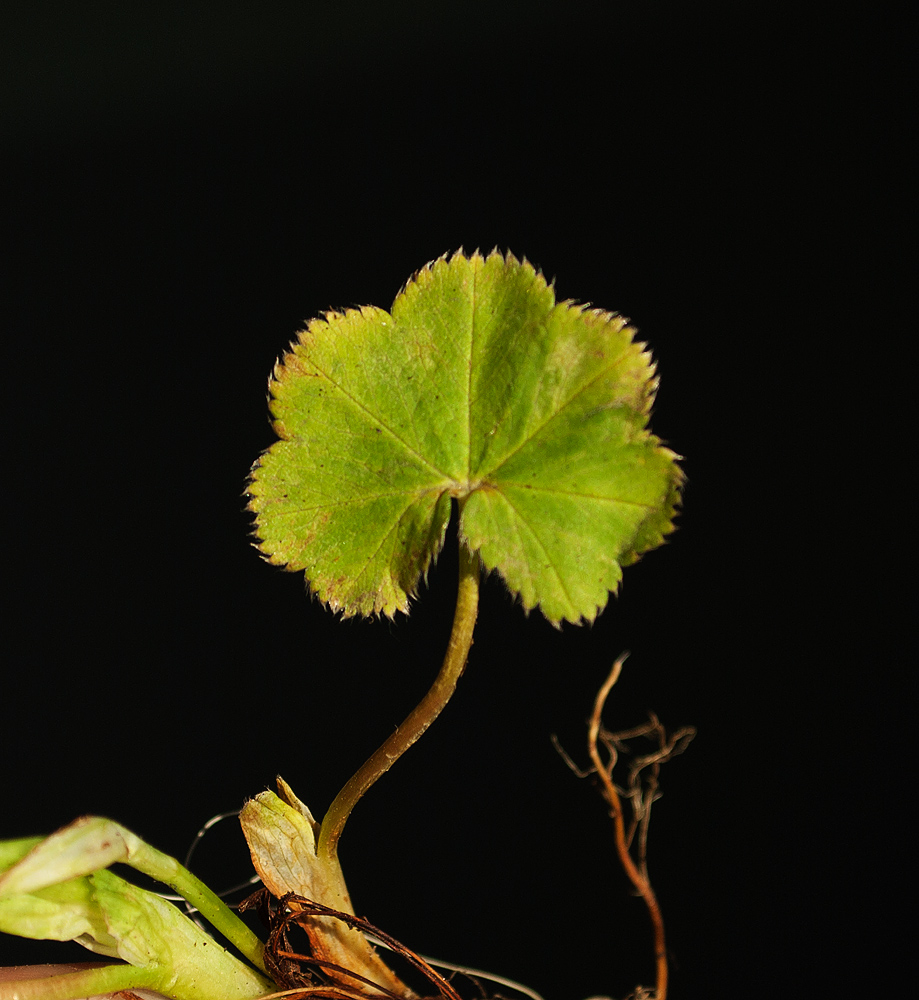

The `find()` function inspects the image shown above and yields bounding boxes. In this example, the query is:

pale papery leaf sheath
[248,250,682,623]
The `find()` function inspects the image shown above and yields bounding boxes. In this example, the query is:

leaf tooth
[395,247,456,304]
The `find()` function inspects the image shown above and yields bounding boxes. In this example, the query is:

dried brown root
[555,655,695,1000]
[240,889,463,1000]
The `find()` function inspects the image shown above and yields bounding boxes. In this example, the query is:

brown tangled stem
[587,656,668,1000]
[263,893,463,1000]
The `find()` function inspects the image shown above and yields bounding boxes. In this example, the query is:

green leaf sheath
[0,820,270,992]
[249,250,682,624]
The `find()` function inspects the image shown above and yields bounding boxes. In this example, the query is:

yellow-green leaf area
[248,250,682,623]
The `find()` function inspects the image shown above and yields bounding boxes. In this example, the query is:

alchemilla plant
[0,251,684,1000]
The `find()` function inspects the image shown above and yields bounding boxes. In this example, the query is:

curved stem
[588,657,668,1000]
[318,542,480,861]
[0,963,160,1000]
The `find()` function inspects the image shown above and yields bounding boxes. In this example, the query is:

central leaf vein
[267,486,447,516]
[499,489,574,612]
[303,355,450,480]
[466,257,477,481]
[480,342,638,477]
[499,483,658,509]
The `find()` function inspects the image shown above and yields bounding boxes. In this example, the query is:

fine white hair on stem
[366,933,547,1000]
[156,809,259,916]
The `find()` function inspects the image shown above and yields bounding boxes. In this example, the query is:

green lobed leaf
[248,250,682,624]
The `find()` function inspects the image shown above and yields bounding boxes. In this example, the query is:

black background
[1,3,910,997]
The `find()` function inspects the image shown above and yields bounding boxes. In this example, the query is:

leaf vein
[498,490,575,614]
[466,257,477,479]
[483,344,638,475]
[261,488,444,516]
[302,357,450,479]
[502,482,657,509]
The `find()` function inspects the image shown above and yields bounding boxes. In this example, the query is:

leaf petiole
[317,539,480,861]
